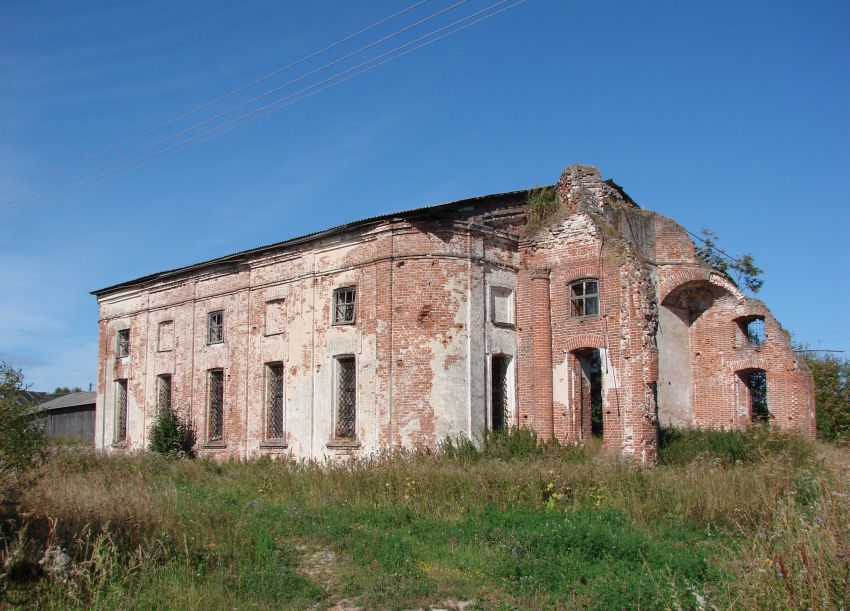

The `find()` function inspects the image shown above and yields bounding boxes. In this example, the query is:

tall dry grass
[2,428,847,608]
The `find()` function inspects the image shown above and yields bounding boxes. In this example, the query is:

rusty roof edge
[91,186,542,297]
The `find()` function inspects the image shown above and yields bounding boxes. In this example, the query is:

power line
[685,228,752,269]
[1,0,525,215]
[0,0,430,198]
[1,0,472,212]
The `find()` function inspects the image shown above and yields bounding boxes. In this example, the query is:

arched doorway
[737,368,769,424]
[571,348,603,439]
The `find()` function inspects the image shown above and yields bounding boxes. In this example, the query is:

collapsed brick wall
[516,168,660,461]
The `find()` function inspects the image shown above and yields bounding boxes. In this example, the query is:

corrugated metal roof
[14,390,52,406]
[38,391,96,412]
[91,186,541,297]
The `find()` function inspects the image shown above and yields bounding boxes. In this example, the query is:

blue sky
[1,0,848,390]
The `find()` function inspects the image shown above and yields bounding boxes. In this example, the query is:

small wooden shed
[38,391,96,444]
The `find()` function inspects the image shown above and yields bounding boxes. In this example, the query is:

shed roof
[38,391,96,412]
[91,187,540,297]
[14,390,55,408]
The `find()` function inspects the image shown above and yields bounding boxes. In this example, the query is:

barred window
[114,379,128,443]
[335,356,356,438]
[208,311,224,344]
[569,279,599,318]
[745,317,766,346]
[207,369,224,441]
[157,374,172,413]
[116,329,130,358]
[265,363,284,440]
[332,287,356,325]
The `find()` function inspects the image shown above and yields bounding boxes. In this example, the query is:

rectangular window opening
[570,280,599,318]
[335,356,356,438]
[332,287,357,325]
[157,374,172,414]
[491,355,511,430]
[746,369,769,423]
[208,311,224,344]
[746,318,766,346]
[266,363,284,440]
[207,369,224,441]
[114,379,128,443]
[116,329,130,358]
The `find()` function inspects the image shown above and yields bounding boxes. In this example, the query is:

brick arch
[707,272,743,299]
[732,299,768,321]
[564,333,606,353]
[658,267,743,304]
[563,264,601,286]
[728,356,770,373]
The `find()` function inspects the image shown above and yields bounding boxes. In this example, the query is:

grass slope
[1,428,848,609]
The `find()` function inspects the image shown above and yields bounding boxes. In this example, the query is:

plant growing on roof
[523,187,561,236]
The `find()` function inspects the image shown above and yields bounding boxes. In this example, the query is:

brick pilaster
[530,268,554,441]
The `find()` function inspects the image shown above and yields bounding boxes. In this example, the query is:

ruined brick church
[93,165,816,463]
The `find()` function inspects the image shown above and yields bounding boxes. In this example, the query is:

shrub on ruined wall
[523,187,561,236]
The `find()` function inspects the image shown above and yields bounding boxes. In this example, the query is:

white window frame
[332,287,357,326]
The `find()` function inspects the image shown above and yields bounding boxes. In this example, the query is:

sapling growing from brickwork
[694,228,764,293]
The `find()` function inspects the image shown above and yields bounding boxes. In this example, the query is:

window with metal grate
[266,363,284,440]
[114,379,128,443]
[207,369,224,441]
[335,357,356,438]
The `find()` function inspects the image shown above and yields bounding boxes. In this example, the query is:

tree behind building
[802,351,850,444]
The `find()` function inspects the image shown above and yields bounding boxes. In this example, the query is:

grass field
[1,428,848,609]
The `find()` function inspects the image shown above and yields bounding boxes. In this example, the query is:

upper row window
[737,316,766,346]
[116,329,130,358]
[333,287,356,325]
[208,310,224,344]
[570,279,599,318]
